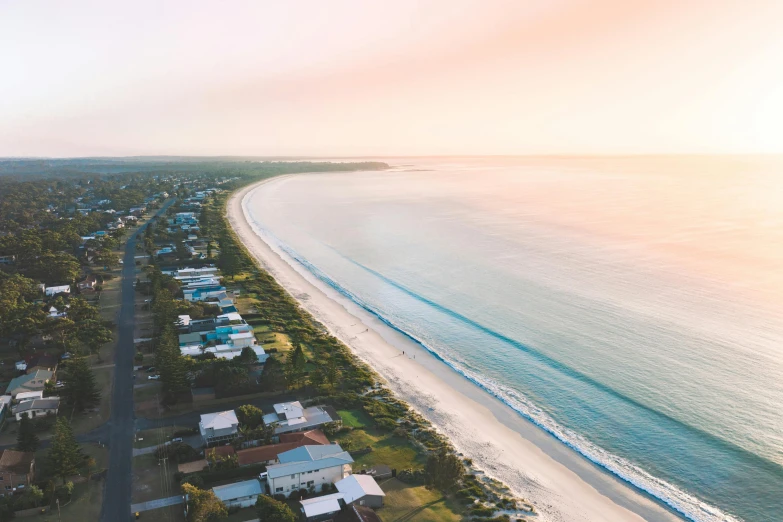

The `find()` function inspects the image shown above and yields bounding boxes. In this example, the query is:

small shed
[300,493,344,522]
[211,479,262,508]
[335,474,385,508]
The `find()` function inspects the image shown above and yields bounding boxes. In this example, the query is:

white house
[44,285,71,296]
[336,474,386,508]
[12,397,60,421]
[266,444,353,497]
[199,410,239,446]
[263,402,341,435]
[211,479,263,508]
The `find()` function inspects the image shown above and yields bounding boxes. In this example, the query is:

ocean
[243,157,783,522]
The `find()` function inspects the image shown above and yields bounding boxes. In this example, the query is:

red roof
[279,429,330,446]
[206,446,235,458]
[237,430,330,466]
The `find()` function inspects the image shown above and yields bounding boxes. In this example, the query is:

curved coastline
[228,176,687,522]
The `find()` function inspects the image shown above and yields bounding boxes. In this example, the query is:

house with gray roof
[12,397,60,421]
[263,402,341,435]
[267,444,353,497]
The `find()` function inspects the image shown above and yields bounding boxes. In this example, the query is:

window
[276,487,283,493]
[307,481,314,487]
[290,475,295,479]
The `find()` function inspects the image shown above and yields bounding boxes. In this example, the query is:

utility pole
[56,498,61,522]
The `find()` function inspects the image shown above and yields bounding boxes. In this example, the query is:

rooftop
[300,493,344,518]
[12,398,60,415]
[0,450,34,474]
[336,474,386,504]
[211,479,262,501]
[200,410,238,430]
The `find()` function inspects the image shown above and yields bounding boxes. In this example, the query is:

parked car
[61,353,72,360]
[171,437,183,443]
[147,375,160,380]
[145,367,156,373]
[55,381,66,388]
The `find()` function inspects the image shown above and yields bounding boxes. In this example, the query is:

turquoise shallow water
[245,157,783,522]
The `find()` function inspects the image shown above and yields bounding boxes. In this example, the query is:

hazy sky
[2,0,783,157]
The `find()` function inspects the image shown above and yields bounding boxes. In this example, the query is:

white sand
[228,178,682,522]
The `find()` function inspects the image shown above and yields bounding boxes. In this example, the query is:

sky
[2,0,783,157]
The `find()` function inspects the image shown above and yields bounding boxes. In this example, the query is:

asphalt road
[100,199,175,522]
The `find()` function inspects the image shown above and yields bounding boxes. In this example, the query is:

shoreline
[228,176,683,522]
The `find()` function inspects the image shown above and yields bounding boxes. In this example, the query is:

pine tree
[285,344,306,389]
[61,357,101,412]
[48,418,83,483]
[16,414,40,452]
[155,324,190,404]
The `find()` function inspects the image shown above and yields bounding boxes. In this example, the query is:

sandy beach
[228,177,683,522]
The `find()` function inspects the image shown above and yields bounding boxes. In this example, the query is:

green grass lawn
[335,428,422,473]
[338,408,373,429]
[378,478,464,522]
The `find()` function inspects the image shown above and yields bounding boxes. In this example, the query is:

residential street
[100,199,174,522]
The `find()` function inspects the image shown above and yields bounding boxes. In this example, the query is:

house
[5,370,54,398]
[0,450,35,491]
[199,410,239,446]
[0,255,15,265]
[236,429,330,467]
[77,275,99,293]
[183,285,226,302]
[210,479,263,508]
[15,391,43,403]
[12,398,60,421]
[48,306,67,318]
[299,493,345,522]
[335,474,385,508]
[44,285,71,297]
[263,402,341,435]
[266,444,353,496]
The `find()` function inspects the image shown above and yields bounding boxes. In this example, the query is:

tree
[25,252,80,285]
[236,404,264,429]
[94,249,119,269]
[16,414,40,452]
[425,449,463,490]
[182,483,228,522]
[77,319,114,354]
[238,346,258,364]
[48,418,83,483]
[61,357,101,412]
[255,495,296,522]
[155,324,191,404]
[84,457,97,482]
[324,357,341,390]
[285,344,306,389]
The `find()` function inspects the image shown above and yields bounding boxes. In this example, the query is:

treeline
[204,194,377,394]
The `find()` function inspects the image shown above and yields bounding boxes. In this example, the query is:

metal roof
[211,479,262,501]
